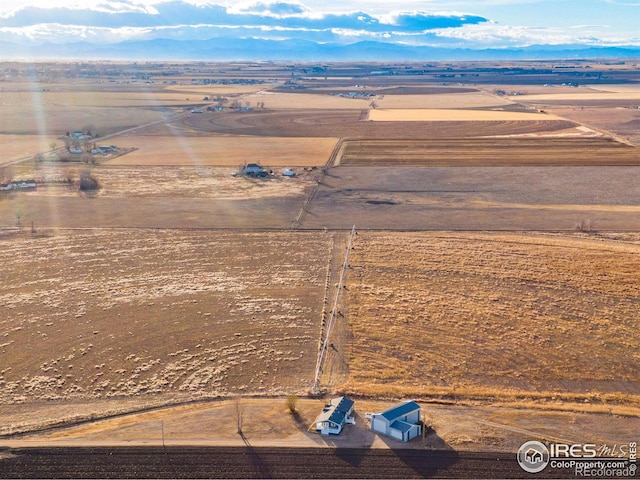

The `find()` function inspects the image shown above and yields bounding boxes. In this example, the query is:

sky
[0,0,637,49]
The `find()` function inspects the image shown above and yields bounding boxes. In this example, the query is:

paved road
[0,446,576,479]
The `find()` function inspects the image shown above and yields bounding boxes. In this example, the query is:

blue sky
[0,0,637,48]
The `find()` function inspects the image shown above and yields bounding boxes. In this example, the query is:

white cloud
[227,0,312,17]
[605,0,640,5]
[432,22,640,47]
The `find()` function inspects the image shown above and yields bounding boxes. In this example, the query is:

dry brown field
[302,165,640,231]
[341,231,640,406]
[513,85,640,144]
[368,109,562,122]
[373,92,515,110]
[517,91,640,103]
[0,89,188,137]
[0,229,335,427]
[108,136,338,167]
[538,106,640,145]
[336,137,640,167]
[242,91,371,109]
[2,61,640,444]
[177,109,576,138]
[0,135,58,164]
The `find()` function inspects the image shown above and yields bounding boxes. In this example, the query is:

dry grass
[108,136,338,167]
[342,232,640,406]
[0,230,334,413]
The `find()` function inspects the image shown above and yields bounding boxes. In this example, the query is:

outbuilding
[242,163,266,177]
[369,400,421,442]
[314,396,355,435]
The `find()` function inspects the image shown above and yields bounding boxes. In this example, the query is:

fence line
[312,224,356,392]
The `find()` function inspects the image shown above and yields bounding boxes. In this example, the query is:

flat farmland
[178,109,576,138]
[373,91,512,109]
[336,137,640,167]
[1,162,316,229]
[541,106,640,145]
[0,135,58,164]
[109,136,338,167]
[242,91,371,109]
[342,231,640,406]
[3,61,640,446]
[0,88,197,136]
[516,91,640,104]
[0,194,304,229]
[302,166,640,230]
[368,109,562,122]
[0,229,334,430]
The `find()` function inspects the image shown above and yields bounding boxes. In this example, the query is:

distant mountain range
[0,1,639,61]
[3,37,640,62]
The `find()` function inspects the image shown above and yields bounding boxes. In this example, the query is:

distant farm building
[242,163,267,177]
[91,146,118,155]
[314,396,355,435]
[369,400,421,442]
[1,180,37,191]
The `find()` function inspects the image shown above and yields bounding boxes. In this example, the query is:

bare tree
[233,395,244,434]
[63,136,72,152]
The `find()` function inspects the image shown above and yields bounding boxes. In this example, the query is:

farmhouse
[369,400,421,442]
[314,396,355,435]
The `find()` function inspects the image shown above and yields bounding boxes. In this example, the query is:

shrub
[79,170,100,191]
[286,394,298,414]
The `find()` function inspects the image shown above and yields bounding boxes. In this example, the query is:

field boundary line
[312,224,355,392]
[291,138,345,229]
[324,137,346,170]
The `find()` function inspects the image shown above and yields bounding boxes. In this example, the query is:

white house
[314,396,355,435]
[369,400,421,442]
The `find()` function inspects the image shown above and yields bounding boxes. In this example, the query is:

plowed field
[337,137,640,167]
